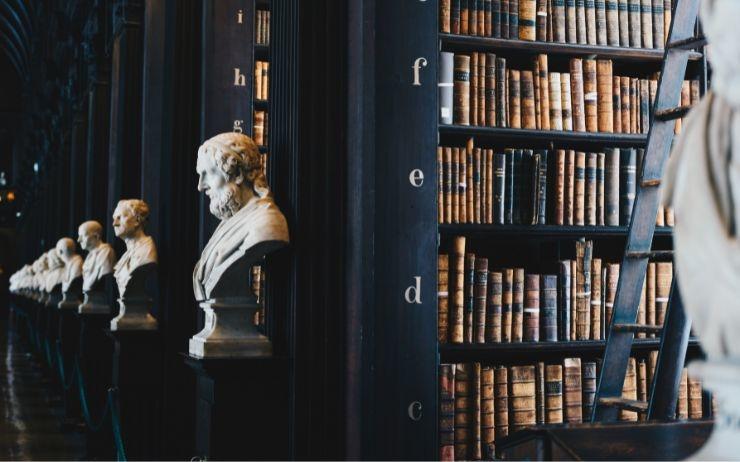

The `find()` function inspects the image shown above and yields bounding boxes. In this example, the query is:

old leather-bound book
[486,149,494,223]
[561,74,573,131]
[445,148,454,223]
[512,268,525,342]
[536,150,548,224]
[566,0,578,42]
[504,149,514,224]
[582,361,597,418]
[521,70,537,129]
[471,53,480,125]
[676,368,688,420]
[537,0,549,41]
[638,359,648,403]
[510,0,520,37]
[440,364,456,461]
[453,0,462,33]
[467,141,475,221]
[612,76,622,133]
[585,152,598,225]
[564,149,575,224]
[595,0,607,44]
[605,263,619,330]
[618,0,629,46]
[474,148,482,223]
[509,365,537,432]
[509,69,522,128]
[502,0,510,37]
[583,59,598,132]
[502,268,514,342]
[604,147,619,225]
[496,58,508,127]
[655,262,672,327]
[640,0,653,48]
[439,254,450,343]
[439,147,446,223]
[558,261,572,340]
[621,357,638,421]
[494,366,509,439]
[619,147,636,225]
[454,54,471,125]
[570,260,577,340]
[596,152,605,225]
[460,147,469,222]
[620,76,631,132]
[548,72,563,130]
[486,54,497,126]
[451,237,466,343]
[455,363,471,460]
[441,0,452,32]
[597,60,614,132]
[576,0,587,43]
[541,274,558,341]
[520,0,537,39]
[474,258,489,343]
[576,239,593,339]
[536,362,546,424]
[651,0,664,48]
[688,374,703,420]
[590,258,602,339]
[553,0,566,42]
[563,358,583,423]
[606,0,619,45]
[628,0,641,47]
[464,253,476,343]
[472,363,482,459]
[494,152,506,224]
[477,53,487,125]
[485,0,494,36]
[487,271,503,342]
[554,149,566,225]
[482,366,496,459]
[538,54,551,130]
[462,0,471,33]
[524,274,541,342]
[546,365,564,423]
[493,0,502,36]
[575,151,586,226]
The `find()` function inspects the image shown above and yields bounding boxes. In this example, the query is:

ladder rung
[666,36,707,50]
[598,398,649,413]
[654,105,692,121]
[612,323,663,334]
[625,250,674,259]
[641,178,662,187]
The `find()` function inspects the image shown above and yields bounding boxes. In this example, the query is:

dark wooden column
[85,80,110,224]
[106,0,144,246]
[69,111,87,232]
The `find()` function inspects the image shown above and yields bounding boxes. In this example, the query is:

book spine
[479,0,487,37]
[481,367,495,459]
[512,149,522,224]
[502,268,514,342]
[618,0,629,46]
[454,55,471,125]
[561,73,573,131]
[451,237,466,343]
[566,0,577,43]
[605,263,619,330]
[521,71,537,129]
[478,53,486,125]
[462,148,471,222]
[663,0,671,47]
[454,363,470,459]
[452,0,462,33]
[509,365,537,432]
[554,149,566,225]
[558,260,572,340]
[470,0,479,35]
[630,78,638,133]
[563,358,583,423]
[439,254,450,343]
[486,149,494,223]
[486,54,497,126]
[462,0,470,34]
[620,76,631,133]
[565,149,575,225]
[590,258,602,340]
[440,364,456,461]
[470,53,479,125]
[487,272,503,342]
[621,358,638,421]
[509,69,522,128]
[475,148,482,223]
[442,148,449,223]
[604,147,620,226]
[585,0,597,44]
[510,0,520,37]
[545,365,564,424]
[474,258,489,343]
[656,262,672,327]
[585,152,597,226]
[505,149,514,224]
[523,150,535,225]
[496,58,508,127]
[494,366,509,439]
[640,0,653,48]
[440,52,455,125]
[582,361,597,418]
[619,148,636,225]
[628,0,641,47]
[570,260,577,340]
[538,54,551,130]
[583,59,598,132]
[502,0,510,37]
[512,268,525,342]
[596,60,613,132]
[486,0,494,36]
[541,274,558,341]
[524,274,540,342]
[645,262,655,336]
[677,368,689,420]
[553,0,566,42]
[595,0,607,45]
[596,152,605,225]
[454,148,462,223]
[537,0,549,41]
[570,59,586,132]
[638,360,648,406]
[576,239,593,340]
[464,253,476,343]
[442,0,452,32]
[472,363,482,459]
[537,150,548,224]
[688,375,703,420]
[494,152,506,224]
[575,151,586,226]
[612,76,622,133]
[520,0,537,40]
[493,0,502,37]
[606,0,619,45]
[576,0,587,44]
[652,0,664,48]
[549,72,563,131]
[536,362,546,424]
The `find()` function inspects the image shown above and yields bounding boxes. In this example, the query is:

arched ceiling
[0,0,32,113]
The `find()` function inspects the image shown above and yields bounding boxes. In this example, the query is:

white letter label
[233,120,244,133]
[408,401,423,421]
[237,9,244,24]
[404,276,422,304]
[412,58,428,86]
[409,169,424,187]
[233,68,246,86]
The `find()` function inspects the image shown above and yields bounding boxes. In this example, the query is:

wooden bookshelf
[439,224,674,238]
[439,125,647,148]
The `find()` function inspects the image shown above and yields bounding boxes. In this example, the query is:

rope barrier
[54,341,76,392]
[108,388,128,462]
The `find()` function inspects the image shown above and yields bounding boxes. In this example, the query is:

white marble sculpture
[44,246,66,306]
[662,1,740,458]
[31,253,48,299]
[56,237,84,310]
[110,199,158,330]
[189,132,289,358]
[78,220,117,314]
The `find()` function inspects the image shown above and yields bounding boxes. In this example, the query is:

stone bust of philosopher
[112,199,158,297]
[57,237,83,293]
[79,220,117,292]
[193,132,289,301]
[45,246,66,292]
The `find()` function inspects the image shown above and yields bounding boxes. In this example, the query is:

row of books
[254,110,268,147]
[437,143,676,227]
[440,52,699,133]
[256,9,270,45]
[439,356,706,461]
[255,60,270,101]
[440,0,672,50]
[438,236,673,344]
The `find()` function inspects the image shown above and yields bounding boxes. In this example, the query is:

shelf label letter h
[234,68,246,86]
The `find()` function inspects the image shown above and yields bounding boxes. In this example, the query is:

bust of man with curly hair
[193,132,289,301]
[112,199,158,297]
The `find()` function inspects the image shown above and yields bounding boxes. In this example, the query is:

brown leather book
[565,149,576,225]
[575,151,586,226]
[454,363,470,460]
[511,0,520,37]
[561,73,573,130]
[440,364,456,461]
[254,61,263,101]
[439,254,451,344]
[640,0,653,48]
[585,152,597,225]
[486,0,494,36]
[509,365,537,432]
[647,350,658,391]
[688,374,703,420]
[479,0,487,36]
[494,366,509,439]
[576,239,593,339]
[509,69,522,128]
[473,363,482,459]
[677,367,688,420]
[630,78,638,133]
[582,361,597,418]
[454,55,471,125]
[467,141,475,222]
[596,60,614,132]
[253,110,265,146]
[462,0,471,34]
[451,237,466,344]
[453,0,462,33]
[655,262,672,328]
[596,0,607,44]
[541,275,558,341]
[566,0,578,43]
[481,367,496,459]
[618,0,629,46]
[604,147,619,226]
[513,268,525,342]
[520,0,537,39]
[590,258,602,340]
[478,53,487,126]
[521,71,537,129]
[440,147,447,223]
[533,58,541,128]
[646,262,656,337]
[606,0,619,45]
[486,54,497,127]
[545,365,564,423]
[640,79,649,134]
[441,0,452,32]
[605,263,619,330]
[652,0,664,48]
[537,0,549,41]
[471,53,480,126]
[576,0,587,43]
[487,272,503,342]
[690,80,700,107]
[536,362,546,424]
[538,54,551,130]
[559,261,572,340]
[502,0,510,37]
[570,260,578,340]
[563,358,583,423]
[555,149,566,225]
[453,148,460,223]
[503,268,514,342]
[524,274,540,342]
[474,148,482,223]
[585,0,597,44]
[612,76,622,133]
[474,258,489,343]
[486,149,494,223]
[496,57,508,127]
[464,253,476,343]
[583,59,598,132]
[621,357,638,421]
[596,152,605,225]
[638,359,648,403]
[461,147,469,223]
[663,0,671,47]
[548,72,563,130]
[628,0,641,47]
[620,76,631,133]
[553,0,566,42]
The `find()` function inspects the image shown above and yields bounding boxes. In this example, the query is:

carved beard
[209,182,244,220]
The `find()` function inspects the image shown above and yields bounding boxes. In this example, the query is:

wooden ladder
[591,0,704,422]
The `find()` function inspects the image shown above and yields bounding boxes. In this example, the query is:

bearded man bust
[190,132,289,358]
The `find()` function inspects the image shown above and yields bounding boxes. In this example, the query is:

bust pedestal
[56,281,82,425]
[79,273,114,314]
[183,355,289,460]
[188,298,270,358]
[58,277,83,310]
[110,264,158,331]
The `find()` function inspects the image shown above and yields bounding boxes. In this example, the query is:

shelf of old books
[436,0,709,460]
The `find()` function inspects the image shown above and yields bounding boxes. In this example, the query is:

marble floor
[0,308,85,460]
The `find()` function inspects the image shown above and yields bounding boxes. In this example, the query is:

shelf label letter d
[404,277,422,304]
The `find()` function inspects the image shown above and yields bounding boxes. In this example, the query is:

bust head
[113,199,149,239]
[78,220,104,251]
[196,132,269,221]
[702,0,740,105]
[47,247,64,269]
[56,238,77,263]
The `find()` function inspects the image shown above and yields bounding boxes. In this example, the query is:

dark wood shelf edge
[439,33,703,62]
[439,224,673,238]
[439,125,647,146]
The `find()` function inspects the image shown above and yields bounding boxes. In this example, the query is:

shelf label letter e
[412,58,428,86]
[404,277,422,304]
[409,169,424,187]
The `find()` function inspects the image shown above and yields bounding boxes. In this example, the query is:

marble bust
[661,1,740,458]
[79,220,117,292]
[57,238,83,293]
[189,132,289,358]
[110,199,158,330]
[45,246,66,293]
